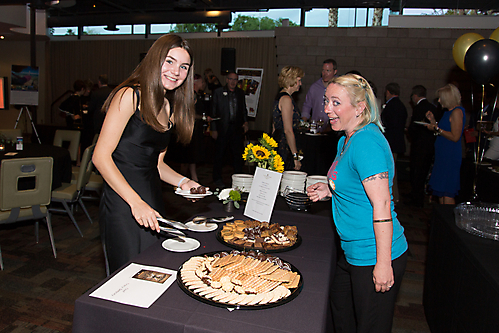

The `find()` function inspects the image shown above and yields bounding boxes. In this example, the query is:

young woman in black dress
[93,34,203,274]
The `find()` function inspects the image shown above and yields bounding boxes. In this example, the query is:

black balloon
[464,39,499,85]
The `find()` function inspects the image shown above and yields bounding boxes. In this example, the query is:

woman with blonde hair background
[424,83,465,204]
[93,34,203,273]
[307,74,407,332]
[272,66,305,170]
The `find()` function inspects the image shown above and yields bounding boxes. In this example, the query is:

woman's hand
[373,262,394,293]
[306,182,331,202]
[293,160,302,170]
[180,179,201,191]
[425,110,436,125]
[130,199,161,232]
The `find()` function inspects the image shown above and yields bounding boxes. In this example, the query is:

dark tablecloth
[476,165,499,203]
[0,143,72,190]
[423,204,499,332]
[297,132,340,176]
[73,199,337,333]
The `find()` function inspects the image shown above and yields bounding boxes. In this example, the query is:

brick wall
[275,26,495,129]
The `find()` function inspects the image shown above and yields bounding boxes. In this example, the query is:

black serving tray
[216,229,302,253]
[177,251,303,310]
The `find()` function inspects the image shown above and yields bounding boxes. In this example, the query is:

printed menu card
[90,263,177,308]
[244,167,282,222]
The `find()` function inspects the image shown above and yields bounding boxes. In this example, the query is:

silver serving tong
[157,217,188,230]
[191,215,234,224]
[158,225,186,242]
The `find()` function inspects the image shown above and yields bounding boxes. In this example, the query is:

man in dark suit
[381,82,407,203]
[211,72,248,187]
[407,85,437,207]
[89,74,113,135]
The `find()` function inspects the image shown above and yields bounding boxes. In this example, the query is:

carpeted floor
[0,160,432,333]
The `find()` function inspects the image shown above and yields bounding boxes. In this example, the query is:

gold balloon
[452,33,484,71]
[490,27,499,43]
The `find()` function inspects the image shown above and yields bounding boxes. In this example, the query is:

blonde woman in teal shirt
[307,74,408,333]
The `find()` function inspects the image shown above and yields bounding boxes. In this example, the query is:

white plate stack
[280,171,307,195]
[305,175,330,201]
[231,174,254,192]
[306,175,328,189]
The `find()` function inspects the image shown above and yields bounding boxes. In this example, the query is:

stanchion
[14,105,41,144]
[472,84,486,200]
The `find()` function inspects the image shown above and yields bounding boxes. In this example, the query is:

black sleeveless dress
[100,90,171,273]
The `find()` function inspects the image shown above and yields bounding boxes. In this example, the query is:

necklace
[340,131,356,156]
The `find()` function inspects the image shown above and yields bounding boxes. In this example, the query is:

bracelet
[373,218,392,223]
[293,153,299,160]
[177,176,188,188]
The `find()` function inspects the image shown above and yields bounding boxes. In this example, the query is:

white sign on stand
[236,68,263,118]
[244,167,282,222]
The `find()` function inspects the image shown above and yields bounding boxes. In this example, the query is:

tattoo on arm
[362,172,389,184]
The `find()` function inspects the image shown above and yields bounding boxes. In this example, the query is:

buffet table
[476,165,499,203]
[73,199,336,333]
[423,204,499,332]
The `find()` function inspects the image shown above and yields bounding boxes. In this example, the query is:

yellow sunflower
[261,133,278,149]
[273,153,285,173]
[251,145,271,160]
[242,143,253,160]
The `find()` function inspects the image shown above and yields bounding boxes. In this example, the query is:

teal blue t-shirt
[327,123,407,266]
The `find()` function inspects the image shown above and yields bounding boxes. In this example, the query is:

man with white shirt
[301,59,337,130]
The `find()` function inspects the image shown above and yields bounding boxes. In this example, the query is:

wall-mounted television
[0,77,8,110]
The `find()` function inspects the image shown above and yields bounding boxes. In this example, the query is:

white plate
[175,188,213,199]
[413,121,429,126]
[162,237,200,252]
[305,132,323,136]
[184,222,218,232]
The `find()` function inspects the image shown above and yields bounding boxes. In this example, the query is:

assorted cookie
[220,219,298,251]
[180,250,301,307]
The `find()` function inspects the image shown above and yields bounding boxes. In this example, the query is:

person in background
[301,58,337,131]
[424,83,465,205]
[381,82,407,204]
[180,74,207,182]
[204,68,221,93]
[59,79,85,129]
[307,74,407,333]
[90,74,113,135]
[93,34,203,274]
[272,65,304,171]
[406,85,437,207]
[483,116,499,161]
[210,71,248,188]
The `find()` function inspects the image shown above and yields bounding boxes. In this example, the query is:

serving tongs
[158,225,186,242]
[157,217,188,230]
[191,215,234,224]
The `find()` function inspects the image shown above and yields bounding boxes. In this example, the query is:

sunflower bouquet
[242,133,284,173]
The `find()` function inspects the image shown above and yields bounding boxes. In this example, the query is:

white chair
[0,157,57,270]
[50,144,96,237]
[53,129,81,163]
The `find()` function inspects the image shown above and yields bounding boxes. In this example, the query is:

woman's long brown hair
[103,34,195,144]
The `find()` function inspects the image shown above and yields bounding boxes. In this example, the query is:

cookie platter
[177,250,303,309]
[216,219,302,253]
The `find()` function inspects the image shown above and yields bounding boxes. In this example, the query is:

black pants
[212,128,244,182]
[331,251,408,333]
[410,145,434,205]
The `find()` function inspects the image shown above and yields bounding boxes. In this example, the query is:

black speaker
[221,48,236,75]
